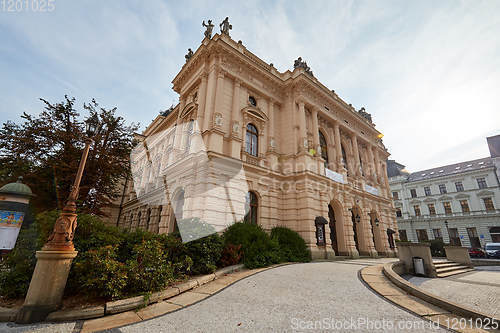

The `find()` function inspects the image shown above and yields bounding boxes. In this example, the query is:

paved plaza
[1,259,452,332]
[407,266,500,318]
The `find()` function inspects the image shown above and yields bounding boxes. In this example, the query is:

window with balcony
[424,186,431,196]
[443,201,452,215]
[392,192,399,200]
[459,200,470,213]
[245,123,258,157]
[439,184,447,194]
[477,177,487,189]
[455,181,464,192]
[427,203,436,216]
[410,189,417,198]
[414,205,421,217]
[483,197,495,212]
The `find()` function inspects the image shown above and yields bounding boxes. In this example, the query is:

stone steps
[432,260,474,278]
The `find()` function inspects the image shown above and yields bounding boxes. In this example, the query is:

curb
[382,261,500,324]
[0,264,244,324]
[360,262,500,333]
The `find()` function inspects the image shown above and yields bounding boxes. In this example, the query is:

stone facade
[111,29,398,259]
[388,136,500,247]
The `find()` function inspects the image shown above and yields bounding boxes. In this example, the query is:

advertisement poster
[0,210,25,250]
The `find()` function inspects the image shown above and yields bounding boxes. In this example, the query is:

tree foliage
[0,96,138,215]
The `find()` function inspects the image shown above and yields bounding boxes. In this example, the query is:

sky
[1,0,499,172]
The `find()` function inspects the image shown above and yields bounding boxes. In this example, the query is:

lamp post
[17,114,100,323]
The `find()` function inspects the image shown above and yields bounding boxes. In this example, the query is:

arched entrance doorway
[328,204,338,254]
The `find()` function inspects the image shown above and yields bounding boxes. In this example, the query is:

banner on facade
[325,168,345,184]
[364,184,379,196]
[0,210,25,249]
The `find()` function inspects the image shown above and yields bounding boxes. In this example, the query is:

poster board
[0,210,25,249]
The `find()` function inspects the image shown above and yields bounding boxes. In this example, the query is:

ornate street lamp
[355,214,361,223]
[374,218,380,227]
[17,114,100,323]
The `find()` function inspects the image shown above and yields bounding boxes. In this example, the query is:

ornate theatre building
[113,19,398,259]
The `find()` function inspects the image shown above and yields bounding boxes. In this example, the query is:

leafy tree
[0,96,138,215]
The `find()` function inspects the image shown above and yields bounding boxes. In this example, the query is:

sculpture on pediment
[202,20,214,39]
[185,48,194,62]
[293,57,314,76]
[357,107,373,123]
[220,17,232,36]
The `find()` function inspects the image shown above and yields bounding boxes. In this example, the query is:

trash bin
[413,257,425,276]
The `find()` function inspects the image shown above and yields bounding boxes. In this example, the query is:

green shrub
[185,234,223,275]
[0,224,38,298]
[223,223,282,269]
[271,227,311,262]
[126,239,175,293]
[72,245,128,299]
[428,239,446,257]
[218,243,243,267]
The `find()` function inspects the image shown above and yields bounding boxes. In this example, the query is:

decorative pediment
[423,197,436,203]
[242,106,268,122]
[454,193,470,199]
[438,195,453,201]
[477,190,494,197]
[180,102,197,119]
[409,199,421,205]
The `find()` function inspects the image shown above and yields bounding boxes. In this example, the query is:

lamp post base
[16,250,77,324]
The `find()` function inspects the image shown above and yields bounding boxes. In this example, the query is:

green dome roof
[0,176,33,197]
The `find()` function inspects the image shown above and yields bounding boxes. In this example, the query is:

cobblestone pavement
[407,266,500,318]
[116,259,447,332]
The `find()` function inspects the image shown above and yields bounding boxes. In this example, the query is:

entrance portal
[328,204,338,254]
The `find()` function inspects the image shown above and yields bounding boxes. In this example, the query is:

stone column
[298,101,307,152]
[196,73,208,130]
[268,100,275,149]
[202,67,217,132]
[311,108,320,152]
[352,134,361,176]
[229,78,241,158]
[334,122,342,172]
[374,148,381,184]
[150,206,160,233]
[368,145,376,182]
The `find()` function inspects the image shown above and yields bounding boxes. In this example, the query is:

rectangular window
[467,227,481,248]
[449,228,461,246]
[459,200,470,213]
[443,202,452,215]
[399,230,408,241]
[416,229,428,242]
[427,203,436,216]
[483,197,495,211]
[439,184,447,194]
[424,186,431,196]
[455,181,464,192]
[414,205,421,217]
[410,189,417,198]
[395,208,402,218]
[392,191,399,200]
[433,228,443,240]
[477,177,487,189]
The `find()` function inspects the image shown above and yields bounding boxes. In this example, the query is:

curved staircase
[433,259,474,278]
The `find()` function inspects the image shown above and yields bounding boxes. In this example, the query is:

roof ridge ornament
[202,19,214,39]
[185,48,193,62]
[219,17,232,36]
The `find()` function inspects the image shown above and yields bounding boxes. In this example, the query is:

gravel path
[116,259,447,332]
[407,266,500,318]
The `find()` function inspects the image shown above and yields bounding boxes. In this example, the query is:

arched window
[244,191,258,224]
[341,144,348,170]
[319,131,328,167]
[185,120,194,153]
[359,151,364,176]
[245,123,258,156]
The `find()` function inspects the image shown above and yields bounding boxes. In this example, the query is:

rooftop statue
[358,107,373,123]
[293,57,314,77]
[202,20,214,39]
[185,48,193,62]
[220,17,232,36]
